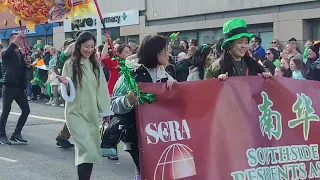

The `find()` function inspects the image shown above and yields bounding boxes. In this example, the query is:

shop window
[311,19,320,40]
[127,35,139,45]
[108,27,120,41]
[178,31,197,42]
[259,31,273,51]
[158,31,197,44]
[199,29,223,45]
[27,37,46,47]
[47,36,53,46]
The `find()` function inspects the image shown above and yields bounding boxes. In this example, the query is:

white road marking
[0,156,18,163]
[4,111,65,122]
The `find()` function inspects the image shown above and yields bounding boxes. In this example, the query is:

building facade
[0,12,58,47]
[0,23,58,47]
[0,0,320,50]
[94,0,320,50]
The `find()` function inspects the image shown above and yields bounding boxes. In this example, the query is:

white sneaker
[60,104,65,107]
[46,100,53,105]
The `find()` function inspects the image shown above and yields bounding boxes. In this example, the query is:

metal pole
[93,0,115,56]
[96,0,102,46]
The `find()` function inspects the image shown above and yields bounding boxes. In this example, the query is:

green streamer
[117,57,156,104]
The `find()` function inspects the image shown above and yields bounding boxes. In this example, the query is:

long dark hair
[71,31,100,88]
[292,59,306,78]
[219,50,264,76]
[117,44,130,55]
[267,48,279,61]
[181,40,189,52]
[138,35,167,68]
[191,45,211,79]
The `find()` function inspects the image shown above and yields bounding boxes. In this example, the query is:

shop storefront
[160,23,273,51]
[0,23,58,47]
[63,10,140,44]
[311,19,320,41]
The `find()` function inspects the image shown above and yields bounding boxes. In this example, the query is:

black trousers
[128,142,140,173]
[0,85,30,135]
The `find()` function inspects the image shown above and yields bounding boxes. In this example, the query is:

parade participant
[101,40,131,95]
[57,31,113,180]
[205,18,270,80]
[110,35,175,180]
[187,44,212,81]
[55,38,77,149]
[0,31,30,145]
[59,38,76,67]
[100,35,131,160]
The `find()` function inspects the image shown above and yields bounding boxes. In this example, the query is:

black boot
[56,136,74,148]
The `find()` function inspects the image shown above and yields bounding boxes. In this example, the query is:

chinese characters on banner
[136,77,320,180]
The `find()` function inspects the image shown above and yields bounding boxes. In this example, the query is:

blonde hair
[273,39,281,48]
[50,47,57,54]
[178,52,188,60]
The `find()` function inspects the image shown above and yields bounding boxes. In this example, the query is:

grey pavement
[0,100,135,180]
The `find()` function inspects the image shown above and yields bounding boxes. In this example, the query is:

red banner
[136,77,320,180]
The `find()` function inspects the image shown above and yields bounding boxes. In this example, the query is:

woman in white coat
[58,31,113,180]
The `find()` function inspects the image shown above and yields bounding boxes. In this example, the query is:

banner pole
[18,20,28,54]
[93,0,115,57]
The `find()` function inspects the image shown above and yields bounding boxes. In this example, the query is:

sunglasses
[271,41,277,44]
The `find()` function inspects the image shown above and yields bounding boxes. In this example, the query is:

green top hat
[221,18,254,49]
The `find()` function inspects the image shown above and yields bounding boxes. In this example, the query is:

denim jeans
[26,81,32,98]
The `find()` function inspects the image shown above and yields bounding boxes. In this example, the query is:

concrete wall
[146,0,317,20]
[136,6,320,50]
[52,26,66,51]
[100,0,146,13]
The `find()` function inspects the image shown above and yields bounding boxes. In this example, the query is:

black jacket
[165,64,176,80]
[101,66,169,148]
[176,59,192,82]
[26,66,33,80]
[307,60,320,81]
[219,55,265,77]
[43,52,51,65]
[1,43,27,89]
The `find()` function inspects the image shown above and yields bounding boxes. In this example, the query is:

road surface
[0,100,135,180]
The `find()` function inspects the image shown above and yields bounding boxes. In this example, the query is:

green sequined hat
[221,18,254,50]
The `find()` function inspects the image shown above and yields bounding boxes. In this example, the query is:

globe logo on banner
[154,143,197,180]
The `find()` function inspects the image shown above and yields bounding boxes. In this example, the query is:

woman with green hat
[205,18,271,80]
